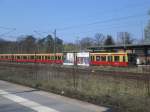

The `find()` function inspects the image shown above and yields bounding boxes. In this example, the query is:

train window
[11,56,14,59]
[45,56,48,60]
[30,56,35,59]
[51,56,54,60]
[38,56,41,60]
[96,56,101,61]
[41,56,44,60]
[5,56,8,59]
[23,56,27,59]
[108,56,112,62]
[123,56,126,62]
[101,56,106,61]
[50,56,52,60]
[17,56,20,59]
[55,56,58,60]
[90,56,95,61]
[48,56,51,60]
[114,56,120,62]
[90,56,92,61]
[58,56,61,60]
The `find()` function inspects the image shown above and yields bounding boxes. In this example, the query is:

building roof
[88,43,150,51]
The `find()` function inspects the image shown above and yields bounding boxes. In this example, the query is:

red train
[0,53,63,64]
[90,52,128,67]
[0,52,134,67]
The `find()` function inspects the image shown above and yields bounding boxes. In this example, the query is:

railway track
[0,62,149,81]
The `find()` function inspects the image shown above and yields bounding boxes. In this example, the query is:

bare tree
[18,35,37,53]
[144,10,150,43]
[80,37,94,50]
[117,32,135,45]
[94,33,105,46]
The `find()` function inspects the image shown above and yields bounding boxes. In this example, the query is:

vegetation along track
[0,62,149,80]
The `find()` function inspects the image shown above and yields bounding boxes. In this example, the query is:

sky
[0,0,150,43]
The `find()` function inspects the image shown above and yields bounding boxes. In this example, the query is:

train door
[113,55,120,66]
[90,55,95,65]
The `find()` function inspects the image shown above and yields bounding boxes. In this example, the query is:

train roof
[90,52,127,55]
[63,50,90,53]
[0,53,63,56]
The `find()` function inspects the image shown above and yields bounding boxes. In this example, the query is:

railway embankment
[0,62,150,112]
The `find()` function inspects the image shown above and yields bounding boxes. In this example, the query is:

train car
[0,54,12,62]
[63,52,76,65]
[34,53,63,64]
[90,52,128,67]
[63,52,90,66]
[77,52,90,66]
[0,53,63,64]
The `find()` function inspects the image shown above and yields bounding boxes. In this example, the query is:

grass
[92,65,150,73]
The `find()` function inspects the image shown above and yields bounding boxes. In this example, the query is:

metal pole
[54,29,56,54]
[140,21,144,43]
[123,33,125,51]
[53,29,56,64]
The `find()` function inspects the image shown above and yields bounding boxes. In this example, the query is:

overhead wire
[56,1,150,31]
[0,26,16,30]
[82,1,150,19]
[58,22,142,36]
[2,1,147,40]
[57,13,148,31]
[0,27,16,38]
[32,2,150,38]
